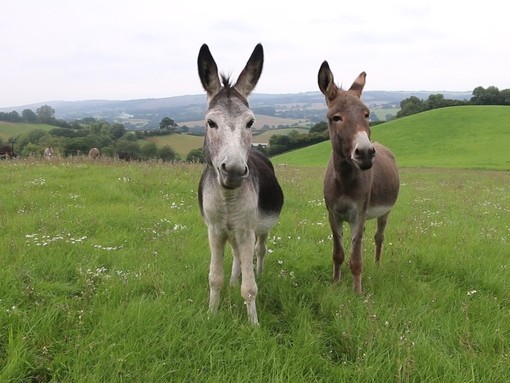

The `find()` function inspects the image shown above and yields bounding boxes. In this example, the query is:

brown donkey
[318,62,399,294]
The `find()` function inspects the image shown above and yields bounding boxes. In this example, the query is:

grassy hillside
[0,121,55,140]
[272,106,510,170]
[145,134,204,158]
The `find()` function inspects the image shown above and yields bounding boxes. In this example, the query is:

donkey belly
[366,204,393,220]
[256,212,280,235]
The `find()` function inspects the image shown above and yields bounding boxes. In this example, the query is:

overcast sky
[2,0,508,107]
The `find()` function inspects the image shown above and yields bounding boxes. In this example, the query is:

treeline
[3,83,508,161]
[396,85,510,118]
[0,105,207,161]
[0,106,185,161]
[5,119,179,161]
[0,105,70,127]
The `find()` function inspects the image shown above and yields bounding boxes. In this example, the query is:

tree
[116,140,142,160]
[309,121,328,133]
[396,96,425,118]
[269,134,291,147]
[158,145,179,161]
[160,117,176,131]
[141,142,158,159]
[0,111,21,122]
[186,148,204,163]
[109,123,126,140]
[425,94,445,110]
[500,89,510,105]
[471,86,502,105]
[36,105,56,123]
[22,109,38,123]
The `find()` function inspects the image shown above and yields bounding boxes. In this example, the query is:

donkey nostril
[243,166,249,177]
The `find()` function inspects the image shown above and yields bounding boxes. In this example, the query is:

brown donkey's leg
[374,212,390,265]
[350,216,366,295]
[328,212,345,283]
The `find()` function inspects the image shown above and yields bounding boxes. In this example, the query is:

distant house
[252,143,269,149]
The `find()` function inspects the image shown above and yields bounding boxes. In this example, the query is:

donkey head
[197,43,263,189]
[318,61,375,170]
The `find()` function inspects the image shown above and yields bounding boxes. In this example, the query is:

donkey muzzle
[218,159,249,189]
[353,146,376,170]
[351,131,376,170]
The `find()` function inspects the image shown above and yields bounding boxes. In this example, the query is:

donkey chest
[201,186,258,229]
[328,193,391,222]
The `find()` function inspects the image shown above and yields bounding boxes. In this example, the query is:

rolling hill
[2,106,508,169]
[0,121,55,140]
[272,106,510,170]
[0,90,471,129]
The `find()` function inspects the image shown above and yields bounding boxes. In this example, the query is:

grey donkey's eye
[246,119,254,129]
[207,119,218,129]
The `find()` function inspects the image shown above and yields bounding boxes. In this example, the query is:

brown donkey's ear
[348,72,367,98]
[318,61,338,103]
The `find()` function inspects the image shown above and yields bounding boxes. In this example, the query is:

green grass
[0,121,55,140]
[145,133,204,157]
[0,157,509,382]
[253,128,309,143]
[272,106,510,170]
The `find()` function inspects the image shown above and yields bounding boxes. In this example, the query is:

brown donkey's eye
[332,115,343,123]
[207,119,218,129]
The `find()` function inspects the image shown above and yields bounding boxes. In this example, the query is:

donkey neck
[332,150,368,185]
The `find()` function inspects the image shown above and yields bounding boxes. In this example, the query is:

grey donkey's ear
[197,43,222,98]
[234,43,264,98]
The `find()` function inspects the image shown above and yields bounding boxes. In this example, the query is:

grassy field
[273,106,510,170]
[145,128,311,158]
[145,134,204,158]
[370,107,400,121]
[0,156,509,382]
[180,114,310,132]
[0,121,55,141]
[253,128,309,144]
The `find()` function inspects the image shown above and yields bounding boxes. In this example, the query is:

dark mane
[209,74,249,108]
[221,74,233,88]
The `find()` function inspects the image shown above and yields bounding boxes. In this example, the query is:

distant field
[253,128,309,144]
[146,128,311,157]
[180,114,311,130]
[273,106,510,170]
[370,108,399,121]
[145,134,204,158]
[0,121,55,140]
